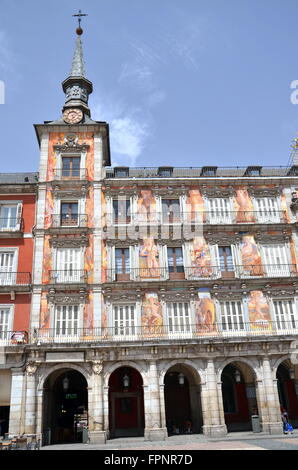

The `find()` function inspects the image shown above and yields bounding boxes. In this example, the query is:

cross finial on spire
[73,10,88,35]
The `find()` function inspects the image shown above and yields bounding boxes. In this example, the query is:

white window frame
[56,150,86,179]
[112,303,138,339]
[260,243,291,277]
[107,195,133,226]
[253,196,281,223]
[54,247,84,283]
[270,298,298,332]
[0,248,18,285]
[0,201,22,231]
[219,300,246,335]
[0,305,14,342]
[53,304,83,341]
[57,198,84,227]
[165,301,192,337]
[161,197,182,224]
[206,197,233,224]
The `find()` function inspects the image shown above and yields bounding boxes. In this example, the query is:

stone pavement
[41,432,298,450]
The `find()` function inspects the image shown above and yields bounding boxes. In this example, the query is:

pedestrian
[281,406,293,435]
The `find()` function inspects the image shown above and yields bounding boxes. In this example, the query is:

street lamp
[62,376,70,391]
[178,373,185,386]
[123,374,130,389]
[289,368,295,380]
[234,370,241,383]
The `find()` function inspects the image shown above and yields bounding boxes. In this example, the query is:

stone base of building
[88,430,108,444]
[144,427,168,441]
[261,422,283,435]
[202,424,228,438]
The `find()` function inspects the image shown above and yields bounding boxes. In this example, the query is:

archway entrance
[43,368,88,445]
[164,364,202,435]
[277,361,298,428]
[108,367,145,438]
[221,362,257,432]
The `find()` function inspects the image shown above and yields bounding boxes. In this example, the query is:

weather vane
[73,10,88,35]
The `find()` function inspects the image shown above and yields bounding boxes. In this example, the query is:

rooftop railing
[105,166,298,179]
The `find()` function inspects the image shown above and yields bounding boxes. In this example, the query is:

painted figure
[139,238,160,278]
[235,189,255,223]
[137,190,157,222]
[186,189,205,223]
[195,296,217,333]
[190,237,212,277]
[141,293,163,334]
[241,235,263,276]
[248,290,271,329]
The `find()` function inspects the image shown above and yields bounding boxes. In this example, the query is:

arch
[216,357,261,382]
[38,362,90,391]
[272,355,292,377]
[159,359,204,386]
[103,361,146,388]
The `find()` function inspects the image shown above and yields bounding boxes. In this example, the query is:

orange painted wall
[0,195,36,233]
[0,238,34,272]
[0,294,31,331]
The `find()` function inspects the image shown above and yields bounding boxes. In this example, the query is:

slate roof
[0,172,38,184]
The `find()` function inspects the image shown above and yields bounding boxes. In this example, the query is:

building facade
[1,28,298,445]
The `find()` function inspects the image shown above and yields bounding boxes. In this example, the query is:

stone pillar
[144,362,167,441]
[24,362,37,434]
[258,357,283,434]
[8,368,25,436]
[103,385,110,439]
[201,360,227,437]
[159,383,167,429]
[88,361,107,444]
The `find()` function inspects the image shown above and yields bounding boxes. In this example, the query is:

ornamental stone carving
[54,133,90,153]
[47,289,88,304]
[91,360,103,375]
[50,235,89,248]
[26,361,37,376]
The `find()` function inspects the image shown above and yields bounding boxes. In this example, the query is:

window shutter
[210,244,220,278]
[130,245,137,280]
[182,242,191,279]
[107,245,116,281]
[160,244,169,280]
[16,203,22,231]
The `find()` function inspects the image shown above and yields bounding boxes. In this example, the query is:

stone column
[144,361,167,441]
[103,385,110,439]
[201,360,227,437]
[8,368,25,436]
[24,362,37,434]
[258,357,283,434]
[88,361,107,444]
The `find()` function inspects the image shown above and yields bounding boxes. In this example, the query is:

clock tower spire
[62,11,93,123]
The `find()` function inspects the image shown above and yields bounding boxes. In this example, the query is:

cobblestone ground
[41,433,298,450]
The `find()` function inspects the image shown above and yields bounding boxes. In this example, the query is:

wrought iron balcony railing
[105,264,297,281]
[0,272,31,286]
[52,168,87,180]
[106,211,288,225]
[0,330,28,345]
[32,321,298,344]
[0,218,24,232]
[49,214,88,228]
[49,270,87,283]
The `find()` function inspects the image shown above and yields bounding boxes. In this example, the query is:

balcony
[105,264,297,282]
[49,214,88,228]
[0,330,28,346]
[49,270,87,284]
[0,272,31,291]
[0,218,24,238]
[106,211,288,226]
[52,168,87,181]
[33,321,298,344]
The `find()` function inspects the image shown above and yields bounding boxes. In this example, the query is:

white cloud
[0,30,14,73]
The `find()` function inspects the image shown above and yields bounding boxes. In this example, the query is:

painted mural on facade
[247,290,271,329]
[281,192,291,223]
[141,293,163,334]
[186,189,205,223]
[42,235,52,283]
[84,292,94,331]
[234,189,255,222]
[39,292,50,332]
[44,186,54,229]
[139,238,160,278]
[86,185,94,228]
[101,240,108,282]
[195,294,217,333]
[240,235,263,276]
[189,236,212,277]
[84,234,94,284]
[137,190,157,222]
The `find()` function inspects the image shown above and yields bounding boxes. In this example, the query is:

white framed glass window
[220,301,245,332]
[0,250,17,285]
[0,306,13,340]
[261,244,290,277]
[0,203,21,231]
[113,304,136,337]
[272,299,297,330]
[254,197,280,223]
[166,302,191,334]
[207,198,232,224]
[55,305,80,337]
[55,248,82,282]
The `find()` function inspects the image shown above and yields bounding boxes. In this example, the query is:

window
[166,302,191,333]
[201,166,217,177]
[115,248,130,280]
[245,166,261,177]
[55,305,79,336]
[0,204,21,231]
[114,167,129,178]
[55,248,82,282]
[158,167,173,177]
[113,305,136,336]
[167,247,184,279]
[113,199,131,224]
[162,199,180,223]
[255,197,280,223]
[272,299,297,330]
[220,301,245,331]
[261,244,290,277]
[207,198,232,224]
[218,246,234,278]
[60,202,78,226]
[61,156,81,178]
[0,251,16,285]
[0,307,12,340]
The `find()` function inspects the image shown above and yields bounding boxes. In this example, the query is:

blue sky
[1,0,298,172]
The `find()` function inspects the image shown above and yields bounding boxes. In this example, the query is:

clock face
[63,108,83,124]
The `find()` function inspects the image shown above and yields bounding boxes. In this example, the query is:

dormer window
[114,167,129,178]
[158,167,173,178]
[200,166,217,177]
[244,166,262,177]
[287,166,298,176]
